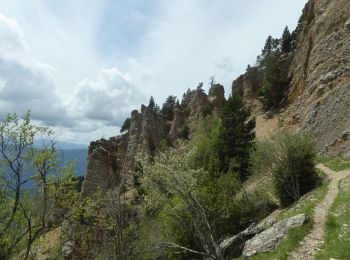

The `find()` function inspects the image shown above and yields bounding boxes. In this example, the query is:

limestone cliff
[81,85,225,196]
[285,0,350,156]
[232,0,350,156]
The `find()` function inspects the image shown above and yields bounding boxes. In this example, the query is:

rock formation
[286,0,350,156]
[219,214,307,258]
[81,85,226,196]
[232,0,350,156]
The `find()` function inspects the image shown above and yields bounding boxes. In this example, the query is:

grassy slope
[316,156,350,172]
[316,176,350,259]
[246,180,329,260]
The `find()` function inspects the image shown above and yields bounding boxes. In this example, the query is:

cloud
[0,1,308,144]
[69,67,146,126]
[0,14,68,126]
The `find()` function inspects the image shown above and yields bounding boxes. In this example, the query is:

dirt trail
[290,164,350,260]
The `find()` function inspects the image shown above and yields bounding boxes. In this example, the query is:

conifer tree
[161,95,177,121]
[120,117,131,133]
[217,94,256,180]
[281,26,292,53]
[148,96,155,109]
[261,35,274,59]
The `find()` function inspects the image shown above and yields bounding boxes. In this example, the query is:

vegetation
[0,112,77,259]
[217,95,255,179]
[181,88,195,109]
[249,179,329,260]
[316,176,350,259]
[281,26,292,53]
[177,124,190,140]
[316,156,350,172]
[161,95,177,121]
[252,131,319,207]
[255,26,295,110]
[120,117,131,133]
[139,141,274,259]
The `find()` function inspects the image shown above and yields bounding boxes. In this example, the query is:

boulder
[242,214,307,257]
[220,219,275,257]
[263,111,274,119]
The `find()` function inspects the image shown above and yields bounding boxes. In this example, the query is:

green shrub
[177,124,190,140]
[251,131,319,207]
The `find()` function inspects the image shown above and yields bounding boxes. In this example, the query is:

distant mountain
[58,149,88,176]
[34,140,88,150]
[56,141,88,150]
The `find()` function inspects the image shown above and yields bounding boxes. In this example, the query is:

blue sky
[0,0,307,144]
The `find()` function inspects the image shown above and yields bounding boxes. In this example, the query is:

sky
[0,0,307,144]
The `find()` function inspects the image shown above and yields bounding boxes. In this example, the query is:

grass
[316,176,350,259]
[242,180,330,260]
[316,156,350,172]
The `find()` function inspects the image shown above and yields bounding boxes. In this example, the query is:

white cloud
[0,1,308,144]
[69,67,146,125]
[0,15,68,126]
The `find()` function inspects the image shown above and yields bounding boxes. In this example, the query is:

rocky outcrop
[208,84,225,117]
[232,66,263,103]
[81,106,166,196]
[242,214,307,257]
[81,136,128,196]
[284,0,350,156]
[219,218,275,257]
[169,108,188,138]
[81,86,226,196]
[231,0,350,156]
[188,89,210,121]
[219,214,307,258]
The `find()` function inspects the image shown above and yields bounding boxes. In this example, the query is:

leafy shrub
[251,131,319,207]
[177,124,190,140]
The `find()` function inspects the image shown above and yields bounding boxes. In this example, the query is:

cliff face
[81,85,225,196]
[232,0,350,156]
[285,0,350,156]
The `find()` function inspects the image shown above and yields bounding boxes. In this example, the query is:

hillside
[2,0,350,259]
[233,0,350,157]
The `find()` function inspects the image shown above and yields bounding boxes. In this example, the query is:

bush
[177,124,190,140]
[251,131,319,207]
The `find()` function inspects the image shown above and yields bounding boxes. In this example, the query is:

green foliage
[251,131,319,207]
[0,112,78,259]
[257,35,280,64]
[177,124,190,140]
[161,95,177,121]
[316,156,350,172]
[316,176,350,259]
[120,117,131,133]
[260,54,288,109]
[191,116,221,173]
[250,180,329,259]
[139,142,274,259]
[181,88,195,109]
[281,26,292,53]
[218,95,255,179]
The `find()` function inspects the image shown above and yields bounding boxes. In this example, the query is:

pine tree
[261,35,274,59]
[181,88,195,109]
[217,94,256,180]
[197,82,204,92]
[209,76,216,87]
[281,26,292,53]
[148,96,155,109]
[120,117,131,133]
[261,55,284,109]
[161,95,177,121]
